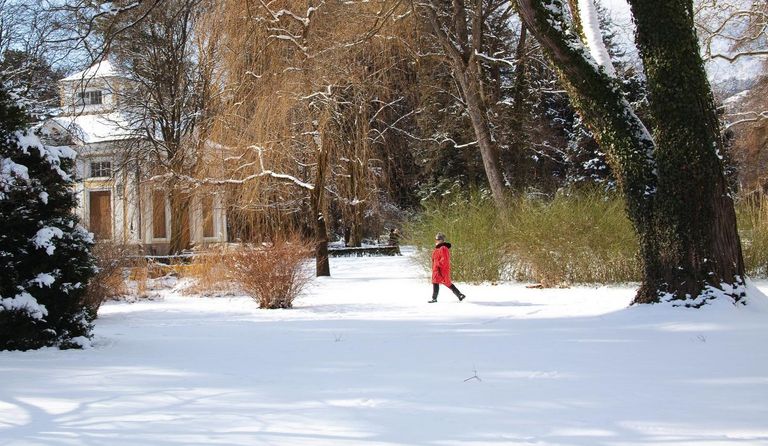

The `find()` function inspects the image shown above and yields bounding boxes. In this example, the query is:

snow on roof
[62,60,122,82]
[50,112,140,144]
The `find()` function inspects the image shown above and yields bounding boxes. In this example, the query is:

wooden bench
[328,246,401,257]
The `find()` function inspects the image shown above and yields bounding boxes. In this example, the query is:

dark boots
[428,284,439,303]
[429,284,466,303]
[450,284,467,301]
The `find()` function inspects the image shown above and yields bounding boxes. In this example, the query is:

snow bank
[0,250,766,445]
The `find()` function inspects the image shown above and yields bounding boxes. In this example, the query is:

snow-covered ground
[2,247,768,445]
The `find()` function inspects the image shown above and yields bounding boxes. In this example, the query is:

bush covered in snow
[0,86,96,351]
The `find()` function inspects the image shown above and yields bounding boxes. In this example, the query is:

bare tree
[696,0,767,63]
[100,0,215,254]
[202,0,412,275]
[415,0,514,207]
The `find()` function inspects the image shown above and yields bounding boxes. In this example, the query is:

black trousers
[432,283,463,300]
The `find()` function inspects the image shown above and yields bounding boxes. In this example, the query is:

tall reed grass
[504,192,641,285]
[736,194,768,277]
[404,191,507,283]
[408,190,768,285]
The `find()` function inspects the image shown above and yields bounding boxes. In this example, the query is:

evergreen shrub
[0,88,96,350]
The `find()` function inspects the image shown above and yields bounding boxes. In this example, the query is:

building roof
[62,60,122,82]
[48,112,141,145]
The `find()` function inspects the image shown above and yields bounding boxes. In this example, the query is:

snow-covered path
[2,248,768,445]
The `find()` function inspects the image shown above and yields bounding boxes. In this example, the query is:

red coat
[431,242,452,286]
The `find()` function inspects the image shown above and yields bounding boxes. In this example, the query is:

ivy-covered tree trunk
[627,0,745,304]
[516,0,657,291]
[515,0,745,305]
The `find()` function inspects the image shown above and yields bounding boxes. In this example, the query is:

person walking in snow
[429,232,466,303]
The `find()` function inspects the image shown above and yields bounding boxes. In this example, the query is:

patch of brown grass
[184,246,238,295]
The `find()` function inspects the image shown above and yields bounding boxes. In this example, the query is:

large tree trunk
[311,188,330,276]
[312,203,330,277]
[628,0,745,304]
[515,0,657,290]
[310,125,331,277]
[503,24,530,189]
[515,0,745,305]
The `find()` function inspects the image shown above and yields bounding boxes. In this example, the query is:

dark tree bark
[503,24,530,188]
[627,0,745,304]
[310,126,331,277]
[515,0,745,305]
[311,185,331,277]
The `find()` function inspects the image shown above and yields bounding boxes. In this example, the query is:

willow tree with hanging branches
[206,0,414,275]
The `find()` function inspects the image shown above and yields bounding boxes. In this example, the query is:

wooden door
[202,195,214,238]
[89,190,112,239]
[152,190,168,239]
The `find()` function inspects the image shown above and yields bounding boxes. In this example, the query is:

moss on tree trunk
[628,0,745,304]
[515,0,745,305]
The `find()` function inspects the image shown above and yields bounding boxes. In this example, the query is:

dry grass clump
[83,242,146,313]
[226,238,313,308]
[184,246,237,295]
[185,238,313,308]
